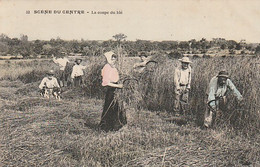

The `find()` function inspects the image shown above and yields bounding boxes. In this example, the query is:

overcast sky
[0,0,260,42]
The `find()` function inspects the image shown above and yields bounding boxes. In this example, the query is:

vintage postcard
[0,0,259,166]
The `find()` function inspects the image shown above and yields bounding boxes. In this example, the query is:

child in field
[71,58,87,87]
[39,70,60,96]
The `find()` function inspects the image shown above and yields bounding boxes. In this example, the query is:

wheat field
[0,55,259,166]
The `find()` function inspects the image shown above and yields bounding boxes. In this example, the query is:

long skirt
[100,87,127,132]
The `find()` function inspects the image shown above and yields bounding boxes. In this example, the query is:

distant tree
[135,39,149,52]
[168,51,182,59]
[220,44,226,50]
[227,40,237,50]
[42,44,53,55]
[170,41,178,50]
[178,41,189,50]
[189,39,199,50]
[0,34,10,42]
[0,41,8,53]
[158,41,173,50]
[20,34,28,42]
[228,45,234,50]
[245,45,252,51]
[113,33,127,44]
[255,45,260,55]
[229,49,235,54]
[0,34,9,53]
[235,43,242,50]
[199,38,210,50]
[33,40,43,54]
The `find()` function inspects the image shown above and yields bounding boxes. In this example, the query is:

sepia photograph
[0,0,259,166]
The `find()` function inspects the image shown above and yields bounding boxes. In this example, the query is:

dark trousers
[174,86,189,114]
[74,76,83,87]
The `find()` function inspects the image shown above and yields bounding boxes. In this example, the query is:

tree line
[0,33,259,58]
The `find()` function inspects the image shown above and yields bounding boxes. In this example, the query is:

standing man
[53,54,70,87]
[174,57,192,115]
[204,70,243,128]
[71,58,87,87]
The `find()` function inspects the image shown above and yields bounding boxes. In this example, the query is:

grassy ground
[0,57,260,166]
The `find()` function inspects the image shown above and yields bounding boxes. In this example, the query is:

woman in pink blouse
[99,51,127,132]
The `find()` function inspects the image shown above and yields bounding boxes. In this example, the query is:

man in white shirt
[53,54,70,87]
[71,58,87,87]
[204,70,243,128]
[173,57,192,115]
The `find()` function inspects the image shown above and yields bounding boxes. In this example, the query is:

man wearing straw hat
[71,58,87,87]
[174,56,192,115]
[204,70,243,128]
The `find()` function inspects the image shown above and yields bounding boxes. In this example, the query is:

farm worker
[173,57,192,115]
[52,54,70,87]
[71,58,87,87]
[39,70,60,92]
[99,51,127,132]
[204,70,243,128]
[133,52,150,73]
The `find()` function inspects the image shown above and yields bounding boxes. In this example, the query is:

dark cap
[46,69,55,75]
[217,71,229,78]
[139,52,148,57]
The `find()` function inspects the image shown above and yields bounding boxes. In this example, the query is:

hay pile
[136,58,177,112]
[115,77,143,111]
[82,56,106,99]
[17,69,48,84]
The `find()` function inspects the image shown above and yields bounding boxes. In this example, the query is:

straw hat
[178,57,192,63]
[217,71,229,78]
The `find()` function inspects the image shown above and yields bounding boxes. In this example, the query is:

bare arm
[71,66,76,79]
[208,77,217,108]
[39,78,46,89]
[53,78,60,88]
[104,82,123,88]
[187,67,192,89]
[227,79,243,101]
